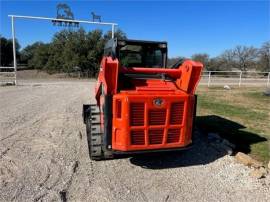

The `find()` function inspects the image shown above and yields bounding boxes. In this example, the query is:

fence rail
[200,71,270,87]
[0,66,16,85]
[1,68,269,87]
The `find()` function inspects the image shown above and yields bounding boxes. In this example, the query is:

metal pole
[11,16,17,85]
[239,71,242,87]
[7,14,118,85]
[207,71,211,87]
[267,72,270,87]
[112,24,115,39]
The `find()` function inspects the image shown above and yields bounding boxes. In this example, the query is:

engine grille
[170,102,184,125]
[130,101,184,146]
[167,128,181,143]
[131,130,145,145]
[149,129,163,144]
[130,103,144,126]
[148,109,166,125]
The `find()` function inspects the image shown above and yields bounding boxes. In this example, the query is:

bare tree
[232,45,258,71]
[191,53,210,69]
[167,42,270,72]
[167,57,185,67]
[258,41,270,72]
[218,49,235,71]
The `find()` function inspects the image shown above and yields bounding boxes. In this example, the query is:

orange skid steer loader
[83,39,203,160]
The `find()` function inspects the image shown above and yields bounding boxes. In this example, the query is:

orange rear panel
[112,90,195,151]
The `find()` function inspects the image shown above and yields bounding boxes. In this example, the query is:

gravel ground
[0,80,269,202]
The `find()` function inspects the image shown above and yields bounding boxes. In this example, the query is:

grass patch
[243,91,270,103]
[196,87,270,163]
[198,94,268,122]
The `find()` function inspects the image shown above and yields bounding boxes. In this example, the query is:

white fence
[0,66,16,85]
[200,71,270,87]
[1,68,269,87]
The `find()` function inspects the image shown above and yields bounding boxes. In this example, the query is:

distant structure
[52,3,79,28]
[91,12,101,22]
[57,3,74,19]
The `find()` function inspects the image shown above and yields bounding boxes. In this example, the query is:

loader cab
[84,37,203,160]
[104,39,168,68]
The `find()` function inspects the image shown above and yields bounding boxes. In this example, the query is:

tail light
[116,99,122,118]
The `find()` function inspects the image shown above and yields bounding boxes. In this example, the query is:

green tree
[104,29,127,41]
[0,36,20,66]
[19,28,127,75]
[20,42,47,65]
[28,43,50,69]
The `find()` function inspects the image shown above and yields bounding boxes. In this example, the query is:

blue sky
[0,0,269,57]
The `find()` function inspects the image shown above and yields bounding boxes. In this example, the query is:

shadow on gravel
[129,131,224,169]
[129,115,267,169]
[196,115,267,154]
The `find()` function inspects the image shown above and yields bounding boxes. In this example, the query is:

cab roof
[104,38,167,50]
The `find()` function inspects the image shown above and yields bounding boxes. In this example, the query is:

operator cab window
[119,45,142,67]
[145,49,163,68]
[119,44,165,68]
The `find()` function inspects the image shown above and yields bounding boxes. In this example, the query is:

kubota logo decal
[153,98,164,107]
